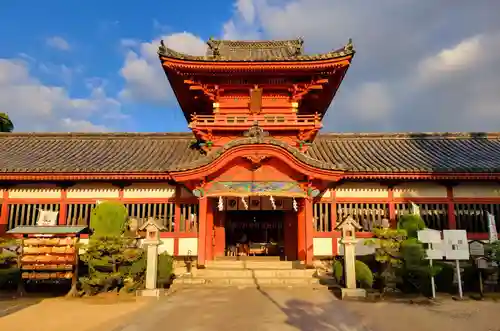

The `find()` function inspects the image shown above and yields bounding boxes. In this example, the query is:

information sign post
[443,230,470,299]
[417,229,443,299]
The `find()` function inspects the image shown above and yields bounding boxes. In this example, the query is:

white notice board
[418,229,442,243]
[443,230,470,260]
[418,229,444,260]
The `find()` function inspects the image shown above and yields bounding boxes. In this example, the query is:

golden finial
[158,39,166,54]
[344,38,354,52]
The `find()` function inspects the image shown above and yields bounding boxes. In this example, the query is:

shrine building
[1,38,500,267]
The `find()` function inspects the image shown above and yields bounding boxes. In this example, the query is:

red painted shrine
[159,38,355,267]
[2,38,500,268]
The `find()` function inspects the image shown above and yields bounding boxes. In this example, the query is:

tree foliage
[365,227,407,292]
[365,213,442,296]
[485,240,500,263]
[79,202,174,295]
[0,112,14,132]
[398,214,426,238]
[397,214,441,295]
[80,202,144,295]
[0,238,19,289]
[0,237,18,265]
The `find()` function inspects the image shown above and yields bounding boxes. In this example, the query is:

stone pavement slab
[110,288,373,331]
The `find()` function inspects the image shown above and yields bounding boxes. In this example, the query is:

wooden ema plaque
[20,236,77,281]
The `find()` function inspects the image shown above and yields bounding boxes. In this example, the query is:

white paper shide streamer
[293,198,298,212]
[269,195,276,210]
[218,196,224,211]
[241,197,248,210]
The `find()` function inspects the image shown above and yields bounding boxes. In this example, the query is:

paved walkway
[110,288,373,331]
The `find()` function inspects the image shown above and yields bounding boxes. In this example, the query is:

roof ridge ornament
[243,121,269,143]
[344,38,354,52]
[207,37,220,57]
[159,39,166,54]
[293,37,304,56]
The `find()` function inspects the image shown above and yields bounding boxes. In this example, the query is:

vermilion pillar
[297,200,306,262]
[284,211,297,261]
[304,197,314,267]
[205,199,214,260]
[447,186,457,229]
[213,208,226,258]
[58,187,68,225]
[0,190,8,235]
[197,197,208,268]
[388,185,396,227]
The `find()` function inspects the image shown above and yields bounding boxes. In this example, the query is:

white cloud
[0,58,124,132]
[345,82,393,122]
[416,35,484,86]
[116,0,500,132]
[119,32,207,104]
[46,36,71,51]
[120,38,140,48]
[216,0,500,132]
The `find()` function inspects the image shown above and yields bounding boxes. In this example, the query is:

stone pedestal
[137,288,166,298]
[137,218,165,298]
[341,288,367,300]
[145,243,159,291]
[335,215,366,300]
[340,237,358,290]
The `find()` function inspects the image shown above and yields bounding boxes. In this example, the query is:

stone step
[205,260,302,270]
[214,256,281,262]
[173,276,332,287]
[193,268,317,278]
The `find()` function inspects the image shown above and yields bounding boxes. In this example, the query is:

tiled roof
[307,132,500,173]
[158,38,355,62]
[1,132,500,174]
[0,133,201,173]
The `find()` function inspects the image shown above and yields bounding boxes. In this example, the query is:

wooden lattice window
[8,203,60,229]
[337,203,389,232]
[313,202,332,232]
[395,203,448,230]
[66,203,96,226]
[180,203,198,232]
[455,203,500,233]
[125,203,175,232]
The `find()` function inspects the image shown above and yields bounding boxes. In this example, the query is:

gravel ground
[0,294,149,331]
[344,298,500,331]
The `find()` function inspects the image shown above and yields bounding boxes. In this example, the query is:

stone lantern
[138,217,165,297]
[335,215,366,299]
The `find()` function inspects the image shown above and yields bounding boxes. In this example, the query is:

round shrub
[331,259,374,289]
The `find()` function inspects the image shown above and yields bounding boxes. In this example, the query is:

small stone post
[138,217,165,297]
[336,215,366,299]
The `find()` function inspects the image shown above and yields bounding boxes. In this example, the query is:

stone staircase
[172,257,335,288]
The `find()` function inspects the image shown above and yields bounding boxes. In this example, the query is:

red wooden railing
[189,113,322,128]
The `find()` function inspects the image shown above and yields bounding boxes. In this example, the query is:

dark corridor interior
[225,210,284,256]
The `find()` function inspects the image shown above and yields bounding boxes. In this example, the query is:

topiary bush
[90,201,128,236]
[398,213,426,239]
[79,202,146,296]
[157,253,174,288]
[332,259,343,284]
[331,259,374,289]
[396,214,442,296]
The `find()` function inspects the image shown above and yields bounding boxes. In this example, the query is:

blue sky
[1,0,499,133]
